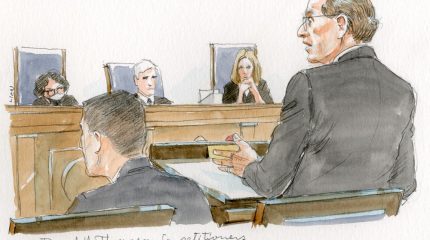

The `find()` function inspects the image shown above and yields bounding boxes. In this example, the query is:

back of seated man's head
[81,90,145,179]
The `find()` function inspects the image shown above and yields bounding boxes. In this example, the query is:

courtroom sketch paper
[1,0,430,239]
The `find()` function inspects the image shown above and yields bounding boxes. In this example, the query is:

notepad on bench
[208,144,238,160]
[165,162,261,202]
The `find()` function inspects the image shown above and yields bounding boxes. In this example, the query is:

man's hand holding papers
[212,133,258,177]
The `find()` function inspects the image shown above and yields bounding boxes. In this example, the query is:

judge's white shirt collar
[334,43,367,62]
[138,92,155,105]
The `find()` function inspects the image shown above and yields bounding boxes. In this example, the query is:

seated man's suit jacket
[134,93,172,105]
[243,46,416,199]
[153,96,172,105]
[68,157,212,224]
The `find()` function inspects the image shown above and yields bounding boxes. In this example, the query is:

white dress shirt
[138,93,155,105]
[334,44,367,62]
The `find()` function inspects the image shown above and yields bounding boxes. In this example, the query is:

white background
[1,0,429,239]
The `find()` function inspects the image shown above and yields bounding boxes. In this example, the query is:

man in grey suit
[133,59,172,105]
[214,0,416,200]
[68,91,211,224]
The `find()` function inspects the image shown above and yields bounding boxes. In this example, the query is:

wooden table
[151,143,403,226]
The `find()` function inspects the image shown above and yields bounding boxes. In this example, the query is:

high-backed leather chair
[13,47,66,105]
[209,43,257,94]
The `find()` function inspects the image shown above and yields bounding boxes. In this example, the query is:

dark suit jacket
[68,157,212,224]
[243,46,416,199]
[32,95,78,106]
[154,96,172,104]
[222,79,274,104]
[134,93,172,105]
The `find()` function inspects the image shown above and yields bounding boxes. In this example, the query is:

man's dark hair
[322,0,379,42]
[33,71,70,97]
[82,90,146,157]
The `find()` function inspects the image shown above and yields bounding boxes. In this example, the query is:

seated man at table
[133,59,172,105]
[67,90,211,224]
[214,0,416,200]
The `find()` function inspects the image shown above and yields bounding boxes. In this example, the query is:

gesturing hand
[212,133,258,177]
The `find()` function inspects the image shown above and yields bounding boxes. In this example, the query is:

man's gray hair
[322,0,379,42]
[133,59,161,79]
[82,90,146,157]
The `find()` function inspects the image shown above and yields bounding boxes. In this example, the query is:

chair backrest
[210,43,257,94]
[104,62,165,97]
[48,147,108,214]
[14,47,67,105]
[10,205,174,234]
[253,188,403,226]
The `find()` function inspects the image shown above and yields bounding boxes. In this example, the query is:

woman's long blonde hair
[230,49,262,85]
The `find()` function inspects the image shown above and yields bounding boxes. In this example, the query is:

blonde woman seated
[222,49,273,104]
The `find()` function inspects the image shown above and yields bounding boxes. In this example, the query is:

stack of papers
[166,162,261,201]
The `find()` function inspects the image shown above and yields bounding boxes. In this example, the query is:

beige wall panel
[34,131,81,215]
[17,137,36,217]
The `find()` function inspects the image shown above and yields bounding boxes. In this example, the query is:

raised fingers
[212,158,233,167]
[212,149,235,158]
[232,153,249,163]
[232,134,251,150]
[218,166,231,173]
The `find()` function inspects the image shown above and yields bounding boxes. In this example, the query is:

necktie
[147,98,152,105]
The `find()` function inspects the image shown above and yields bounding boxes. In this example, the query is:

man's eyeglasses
[301,15,337,30]
[44,86,65,96]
